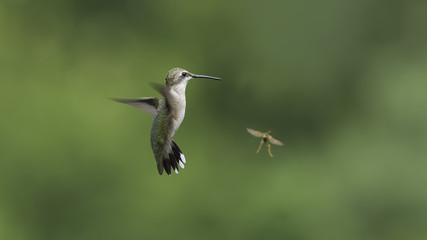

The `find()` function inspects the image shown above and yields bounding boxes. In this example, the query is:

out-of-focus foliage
[1,0,426,239]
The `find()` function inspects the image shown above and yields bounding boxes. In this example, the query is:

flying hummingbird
[113,67,221,175]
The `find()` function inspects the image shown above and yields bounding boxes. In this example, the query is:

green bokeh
[1,0,427,239]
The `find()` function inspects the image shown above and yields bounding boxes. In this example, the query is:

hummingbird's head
[165,67,221,86]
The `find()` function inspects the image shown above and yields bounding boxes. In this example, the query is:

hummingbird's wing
[268,135,284,146]
[247,128,264,137]
[112,97,160,116]
[150,83,177,111]
[150,83,170,97]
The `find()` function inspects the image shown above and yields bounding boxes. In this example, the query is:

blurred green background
[1,0,427,239]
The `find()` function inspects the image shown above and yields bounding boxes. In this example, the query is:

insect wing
[247,128,263,137]
[268,135,284,146]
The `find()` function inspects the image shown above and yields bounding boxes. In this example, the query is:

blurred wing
[268,136,284,146]
[247,128,263,137]
[112,97,159,116]
[150,82,168,97]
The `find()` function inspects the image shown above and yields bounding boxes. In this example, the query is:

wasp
[247,128,283,157]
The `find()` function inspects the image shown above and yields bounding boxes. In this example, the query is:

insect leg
[256,139,264,153]
[267,143,274,157]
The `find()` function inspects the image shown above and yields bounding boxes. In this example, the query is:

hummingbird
[113,68,221,175]
[246,128,283,157]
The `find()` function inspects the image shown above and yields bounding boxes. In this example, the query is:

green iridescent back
[150,98,168,160]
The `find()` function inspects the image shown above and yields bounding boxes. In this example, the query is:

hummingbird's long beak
[191,74,221,81]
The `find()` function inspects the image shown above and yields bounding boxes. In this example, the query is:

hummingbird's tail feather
[172,141,186,167]
[157,140,186,176]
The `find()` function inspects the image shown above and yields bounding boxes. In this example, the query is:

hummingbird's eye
[182,72,188,77]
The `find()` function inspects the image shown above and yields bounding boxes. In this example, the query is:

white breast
[168,85,187,137]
